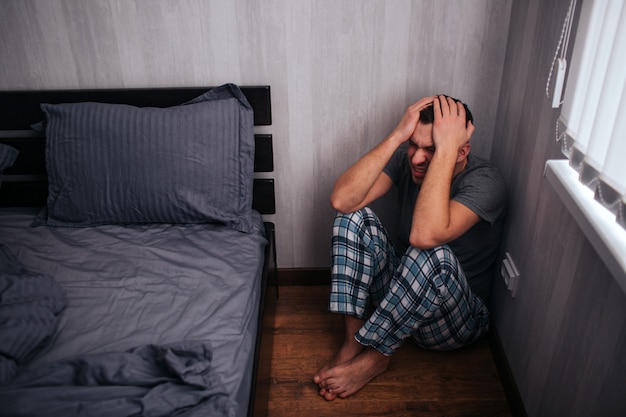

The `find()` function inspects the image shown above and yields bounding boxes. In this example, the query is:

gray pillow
[39,84,255,232]
[0,143,19,189]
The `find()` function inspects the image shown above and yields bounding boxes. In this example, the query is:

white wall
[0,0,512,268]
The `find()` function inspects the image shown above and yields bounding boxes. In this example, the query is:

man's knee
[399,244,462,284]
[333,207,374,225]
[403,244,455,264]
[333,207,378,237]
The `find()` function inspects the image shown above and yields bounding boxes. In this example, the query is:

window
[545,0,626,291]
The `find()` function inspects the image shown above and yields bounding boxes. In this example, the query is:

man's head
[407,95,473,185]
[418,95,473,126]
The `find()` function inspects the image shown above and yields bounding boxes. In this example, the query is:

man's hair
[419,95,473,126]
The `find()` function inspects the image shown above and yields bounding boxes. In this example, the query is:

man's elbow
[408,232,440,250]
[330,195,353,214]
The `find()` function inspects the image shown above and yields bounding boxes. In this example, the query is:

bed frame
[0,86,277,417]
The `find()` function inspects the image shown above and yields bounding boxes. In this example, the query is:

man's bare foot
[313,338,364,395]
[315,347,391,401]
[313,315,365,398]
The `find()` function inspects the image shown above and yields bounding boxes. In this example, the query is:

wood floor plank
[266,286,512,417]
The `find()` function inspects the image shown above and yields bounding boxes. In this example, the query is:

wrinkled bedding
[0,341,236,417]
[0,244,66,384]
[0,208,267,417]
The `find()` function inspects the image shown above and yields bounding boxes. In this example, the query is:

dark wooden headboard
[0,86,275,214]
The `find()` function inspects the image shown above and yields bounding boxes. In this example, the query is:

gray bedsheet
[0,244,66,384]
[0,341,237,417]
[0,208,267,417]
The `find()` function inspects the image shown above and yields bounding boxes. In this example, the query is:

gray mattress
[0,207,267,416]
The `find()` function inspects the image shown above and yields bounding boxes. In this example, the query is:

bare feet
[315,347,391,400]
[313,315,365,398]
[313,337,364,398]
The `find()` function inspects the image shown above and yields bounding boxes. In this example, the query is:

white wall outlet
[501,252,520,297]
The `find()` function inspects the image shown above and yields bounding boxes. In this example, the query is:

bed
[0,85,277,417]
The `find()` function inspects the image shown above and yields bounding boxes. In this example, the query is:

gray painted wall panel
[491,0,626,415]
[0,0,511,268]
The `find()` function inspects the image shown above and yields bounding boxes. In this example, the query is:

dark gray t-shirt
[383,147,507,300]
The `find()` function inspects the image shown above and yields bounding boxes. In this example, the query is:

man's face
[407,122,435,185]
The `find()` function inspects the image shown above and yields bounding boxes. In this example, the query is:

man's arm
[330,96,435,213]
[409,96,480,249]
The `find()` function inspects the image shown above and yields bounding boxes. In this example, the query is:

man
[313,95,507,401]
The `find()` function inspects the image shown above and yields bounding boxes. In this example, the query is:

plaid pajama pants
[329,207,490,354]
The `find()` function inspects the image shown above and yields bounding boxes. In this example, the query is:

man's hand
[389,96,436,146]
[432,95,474,153]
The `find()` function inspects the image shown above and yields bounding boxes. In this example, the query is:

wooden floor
[266,285,512,417]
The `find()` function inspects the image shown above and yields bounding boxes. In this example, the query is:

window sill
[545,160,626,295]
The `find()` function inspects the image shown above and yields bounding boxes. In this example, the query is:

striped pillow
[40,84,255,232]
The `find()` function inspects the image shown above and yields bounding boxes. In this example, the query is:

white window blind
[557,0,626,230]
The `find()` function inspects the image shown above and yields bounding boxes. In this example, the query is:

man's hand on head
[390,96,436,146]
[432,95,474,153]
